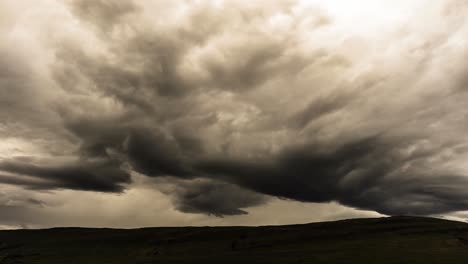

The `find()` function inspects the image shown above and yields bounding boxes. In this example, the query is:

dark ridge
[0,216,467,263]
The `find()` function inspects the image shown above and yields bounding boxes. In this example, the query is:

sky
[0,0,468,228]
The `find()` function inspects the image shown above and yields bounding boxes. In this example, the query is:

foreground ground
[0,216,468,263]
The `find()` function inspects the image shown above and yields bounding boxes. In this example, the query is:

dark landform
[1,216,468,263]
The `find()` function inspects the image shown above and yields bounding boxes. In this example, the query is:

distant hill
[1,216,468,263]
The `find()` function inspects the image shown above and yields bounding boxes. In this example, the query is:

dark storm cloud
[123,128,193,177]
[58,0,329,102]
[60,111,193,176]
[158,178,268,216]
[46,0,468,216]
[195,136,468,215]
[197,137,383,202]
[0,158,130,192]
[2,0,468,219]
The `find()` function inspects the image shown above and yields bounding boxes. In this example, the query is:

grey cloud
[69,0,139,32]
[0,158,130,192]
[48,0,468,217]
[196,136,468,216]
[0,191,45,208]
[62,0,330,100]
[2,0,468,219]
[0,44,53,133]
[60,111,193,177]
[158,178,269,216]
[289,91,354,129]
[123,127,192,177]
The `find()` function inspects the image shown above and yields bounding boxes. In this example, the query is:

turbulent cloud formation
[156,178,268,216]
[0,157,130,192]
[1,0,468,225]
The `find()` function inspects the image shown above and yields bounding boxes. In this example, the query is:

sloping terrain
[0,216,468,263]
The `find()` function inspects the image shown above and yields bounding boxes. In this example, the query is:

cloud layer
[1,0,468,224]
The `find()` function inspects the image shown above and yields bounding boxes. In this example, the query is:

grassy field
[0,216,468,263]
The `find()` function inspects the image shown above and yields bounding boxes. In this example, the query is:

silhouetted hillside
[1,216,468,263]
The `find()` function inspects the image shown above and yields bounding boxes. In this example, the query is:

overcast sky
[0,0,468,228]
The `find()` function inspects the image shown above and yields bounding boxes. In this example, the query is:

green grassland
[1,216,468,263]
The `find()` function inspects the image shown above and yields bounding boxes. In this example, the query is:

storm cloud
[1,0,468,225]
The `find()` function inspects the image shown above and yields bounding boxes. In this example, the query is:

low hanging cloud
[155,178,269,216]
[1,0,468,219]
[0,157,130,192]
